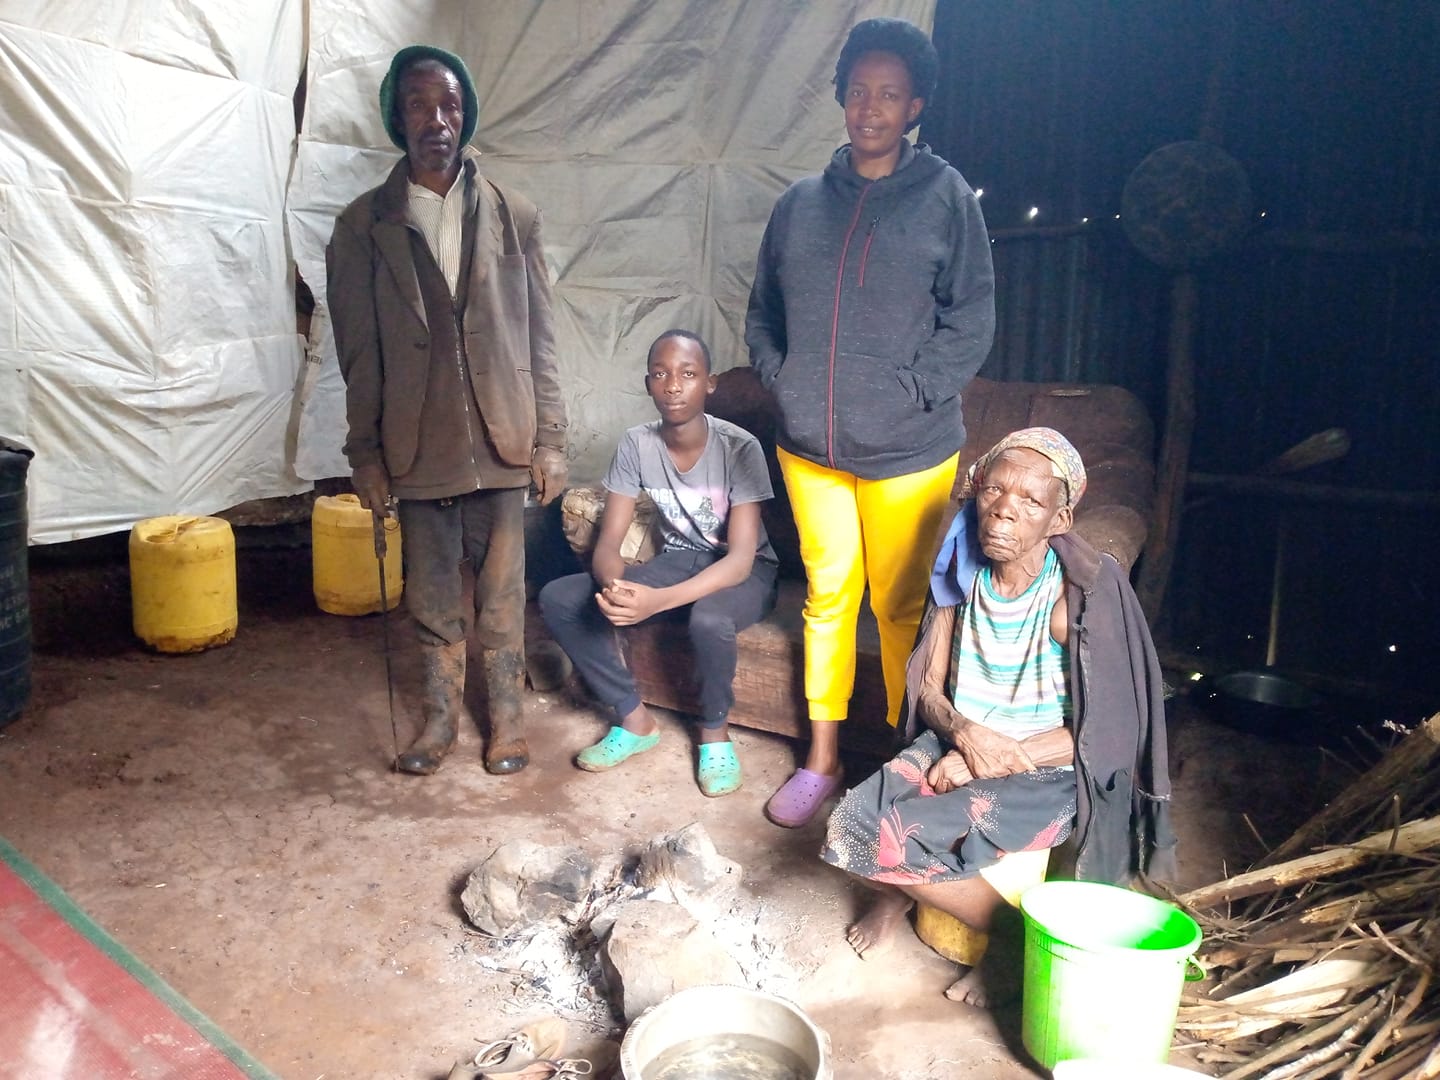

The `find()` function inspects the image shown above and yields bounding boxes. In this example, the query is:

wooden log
[1195,868,1440,957]
[1263,713,1440,866]
[1365,1038,1436,1080]
[1185,472,1440,510]
[1219,992,1390,1080]
[1177,959,1384,1039]
[1342,968,1431,1079]
[1180,815,1440,909]
[1282,871,1440,933]
[1396,1018,1440,1043]
[1194,941,1306,976]
[1416,1039,1440,1080]
[1253,429,1351,476]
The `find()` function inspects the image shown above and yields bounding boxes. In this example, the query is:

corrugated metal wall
[924,0,1440,704]
[984,226,1167,402]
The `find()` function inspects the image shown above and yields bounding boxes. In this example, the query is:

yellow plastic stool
[915,848,1051,965]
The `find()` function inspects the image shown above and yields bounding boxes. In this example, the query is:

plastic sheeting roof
[2,0,933,542]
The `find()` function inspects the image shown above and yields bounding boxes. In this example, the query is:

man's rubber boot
[482,647,529,775]
[396,640,465,775]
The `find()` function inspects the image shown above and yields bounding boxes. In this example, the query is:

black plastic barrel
[0,438,34,728]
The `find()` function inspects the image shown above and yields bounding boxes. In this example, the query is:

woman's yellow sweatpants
[777,447,960,728]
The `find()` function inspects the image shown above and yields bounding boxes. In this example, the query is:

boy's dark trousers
[538,549,778,729]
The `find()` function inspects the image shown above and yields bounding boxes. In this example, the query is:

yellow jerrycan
[129,516,238,653]
[311,494,403,615]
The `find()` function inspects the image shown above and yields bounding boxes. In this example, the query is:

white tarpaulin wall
[290,0,934,485]
[0,3,308,543]
[1,0,933,542]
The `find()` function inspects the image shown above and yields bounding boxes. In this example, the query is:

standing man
[327,44,567,777]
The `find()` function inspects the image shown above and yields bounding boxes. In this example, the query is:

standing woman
[746,18,995,828]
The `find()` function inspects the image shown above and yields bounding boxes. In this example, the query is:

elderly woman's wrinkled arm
[913,605,964,740]
[1019,724,1075,768]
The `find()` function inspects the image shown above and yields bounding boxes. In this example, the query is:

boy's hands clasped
[595,579,665,626]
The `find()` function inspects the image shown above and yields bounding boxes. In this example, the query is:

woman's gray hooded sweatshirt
[745,141,995,480]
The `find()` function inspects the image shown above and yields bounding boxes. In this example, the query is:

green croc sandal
[696,740,742,798]
[575,726,660,772]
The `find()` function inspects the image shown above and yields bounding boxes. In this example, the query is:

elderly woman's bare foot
[943,965,987,1006]
[944,933,1022,1008]
[845,892,913,957]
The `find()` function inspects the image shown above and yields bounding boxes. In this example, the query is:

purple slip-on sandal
[764,767,845,828]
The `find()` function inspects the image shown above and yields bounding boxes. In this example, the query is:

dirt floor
[0,536,1365,1080]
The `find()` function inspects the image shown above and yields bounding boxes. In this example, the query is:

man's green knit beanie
[379,45,479,150]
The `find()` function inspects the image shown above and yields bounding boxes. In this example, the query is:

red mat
[0,837,276,1079]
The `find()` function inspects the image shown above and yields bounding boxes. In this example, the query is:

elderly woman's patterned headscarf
[960,426,1088,508]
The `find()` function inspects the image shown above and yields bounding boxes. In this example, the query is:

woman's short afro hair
[833,18,939,132]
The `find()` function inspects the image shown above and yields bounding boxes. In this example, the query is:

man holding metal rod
[327,44,567,777]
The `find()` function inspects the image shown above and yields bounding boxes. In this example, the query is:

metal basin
[620,985,831,1080]
[1200,670,1324,739]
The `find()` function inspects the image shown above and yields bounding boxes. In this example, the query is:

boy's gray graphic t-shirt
[603,416,778,565]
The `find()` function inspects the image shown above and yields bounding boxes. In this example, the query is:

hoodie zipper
[858,217,879,287]
[827,183,872,468]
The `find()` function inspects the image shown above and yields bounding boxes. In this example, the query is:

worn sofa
[559,369,1155,756]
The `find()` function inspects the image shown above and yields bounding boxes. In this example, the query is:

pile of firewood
[1173,712,1440,1079]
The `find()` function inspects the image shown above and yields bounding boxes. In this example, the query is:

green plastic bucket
[1020,880,1203,1070]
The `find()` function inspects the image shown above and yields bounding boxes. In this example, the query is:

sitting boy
[538,330,779,797]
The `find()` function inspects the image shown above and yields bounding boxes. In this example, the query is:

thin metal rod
[373,510,400,767]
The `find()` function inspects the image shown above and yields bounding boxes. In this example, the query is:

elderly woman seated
[820,428,1176,1005]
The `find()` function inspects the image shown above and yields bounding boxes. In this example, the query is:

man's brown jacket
[326,148,566,490]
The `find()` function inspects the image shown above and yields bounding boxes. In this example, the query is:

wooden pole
[1264,518,1286,667]
[1134,0,1234,622]
[1136,271,1198,622]
[1186,472,1440,510]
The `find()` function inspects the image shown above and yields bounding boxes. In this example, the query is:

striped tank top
[948,546,1071,741]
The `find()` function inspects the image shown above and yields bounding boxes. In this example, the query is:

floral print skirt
[820,730,1077,885]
